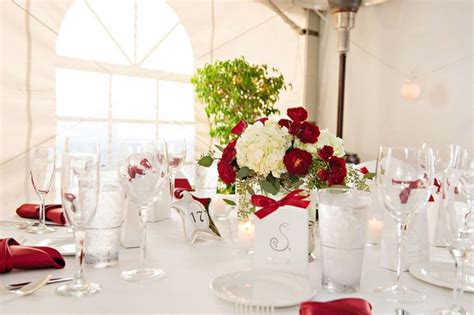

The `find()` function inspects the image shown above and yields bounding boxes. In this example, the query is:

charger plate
[409,261,474,293]
[210,270,316,307]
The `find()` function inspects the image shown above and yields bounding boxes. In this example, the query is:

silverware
[234,302,274,315]
[6,277,73,290]
[1,274,52,296]
[395,307,411,315]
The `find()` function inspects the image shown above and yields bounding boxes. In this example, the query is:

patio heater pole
[328,0,362,163]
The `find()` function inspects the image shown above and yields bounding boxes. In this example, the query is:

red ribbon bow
[251,189,310,219]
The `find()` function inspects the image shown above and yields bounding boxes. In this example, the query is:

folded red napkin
[16,204,66,225]
[300,298,372,315]
[175,178,192,191]
[0,238,65,273]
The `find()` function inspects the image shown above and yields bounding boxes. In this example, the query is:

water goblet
[374,146,434,303]
[433,148,474,314]
[28,147,56,234]
[56,151,101,297]
[119,141,165,282]
[166,138,186,200]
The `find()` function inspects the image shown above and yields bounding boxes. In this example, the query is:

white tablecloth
[1,213,473,315]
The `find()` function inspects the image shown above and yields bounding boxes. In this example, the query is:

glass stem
[451,257,465,311]
[395,221,406,287]
[138,204,150,273]
[169,174,175,202]
[38,195,47,230]
[73,229,86,284]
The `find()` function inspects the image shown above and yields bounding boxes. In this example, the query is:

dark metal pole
[336,53,346,139]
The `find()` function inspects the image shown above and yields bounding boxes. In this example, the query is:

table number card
[252,190,310,277]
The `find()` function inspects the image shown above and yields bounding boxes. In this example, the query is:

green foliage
[191,57,288,145]
[197,155,213,167]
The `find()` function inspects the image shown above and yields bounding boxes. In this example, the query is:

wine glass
[28,147,56,234]
[375,146,434,303]
[56,151,100,297]
[119,141,165,282]
[166,138,187,200]
[434,151,474,315]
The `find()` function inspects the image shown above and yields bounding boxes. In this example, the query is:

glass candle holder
[230,217,255,254]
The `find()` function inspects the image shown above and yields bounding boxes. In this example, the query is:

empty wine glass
[119,141,165,282]
[166,138,186,200]
[56,151,100,297]
[434,151,474,315]
[375,146,434,303]
[422,144,461,177]
[28,147,56,234]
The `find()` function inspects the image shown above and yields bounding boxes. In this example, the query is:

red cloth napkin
[0,238,66,273]
[300,299,372,315]
[175,178,192,190]
[16,204,66,225]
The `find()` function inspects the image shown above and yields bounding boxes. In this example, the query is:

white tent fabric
[0,0,308,214]
[0,0,472,217]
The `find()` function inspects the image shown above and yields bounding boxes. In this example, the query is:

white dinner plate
[37,236,76,256]
[409,261,474,293]
[210,270,316,307]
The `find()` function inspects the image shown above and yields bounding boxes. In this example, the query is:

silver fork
[234,302,275,315]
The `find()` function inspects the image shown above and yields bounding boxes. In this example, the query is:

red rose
[289,121,301,136]
[255,117,268,125]
[221,140,237,162]
[297,122,320,144]
[231,120,247,135]
[283,148,312,176]
[359,166,369,175]
[327,156,347,186]
[318,145,334,162]
[217,160,236,185]
[317,169,329,181]
[287,107,308,122]
[278,119,291,129]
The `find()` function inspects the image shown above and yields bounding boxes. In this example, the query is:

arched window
[55,0,195,179]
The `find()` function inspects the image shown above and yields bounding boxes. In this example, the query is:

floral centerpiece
[198,107,372,218]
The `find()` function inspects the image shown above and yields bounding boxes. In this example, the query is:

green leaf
[223,198,236,206]
[261,180,278,195]
[237,167,250,179]
[197,156,213,167]
[214,144,224,152]
[363,172,376,180]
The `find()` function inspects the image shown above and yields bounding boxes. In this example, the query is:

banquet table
[1,212,473,315]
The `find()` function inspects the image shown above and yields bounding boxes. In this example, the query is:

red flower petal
[287,107,308,122]
[255,117,268,125]
[217,160,236,185]
[318,145,334,162]
[297,122,320,144]
[231,120,247,135]
[283,148,312,176]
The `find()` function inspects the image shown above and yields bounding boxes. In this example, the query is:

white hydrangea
[295,128,345,157]
[236,120,291,177]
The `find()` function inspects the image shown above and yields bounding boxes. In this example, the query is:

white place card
[254,206,308,276]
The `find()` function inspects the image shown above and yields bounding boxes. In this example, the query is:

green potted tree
[191,57,288,198]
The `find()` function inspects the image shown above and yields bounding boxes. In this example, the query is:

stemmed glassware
[434,148,474,314]
[28,147,56,234]
[166,138,186,201]
[375,146,434,303]
[119,141,166,282]
[56,146,101,297]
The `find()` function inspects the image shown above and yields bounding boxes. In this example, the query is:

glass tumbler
[85,167,124,268]
[317,188,371,293]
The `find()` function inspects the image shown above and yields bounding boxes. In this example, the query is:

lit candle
[237,219,255,251]
[209,197,229,218]
[367,218,384,245]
